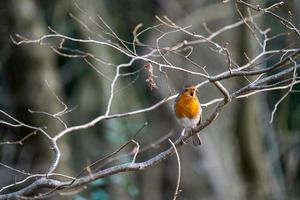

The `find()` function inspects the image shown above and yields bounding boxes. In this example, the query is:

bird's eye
[184,89,188,92]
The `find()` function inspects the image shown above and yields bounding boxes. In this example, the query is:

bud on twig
[144,63,157,91]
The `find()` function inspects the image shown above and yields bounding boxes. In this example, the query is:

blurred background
[0,0,300,199]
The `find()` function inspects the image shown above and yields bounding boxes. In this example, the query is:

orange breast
[175,95,200,119]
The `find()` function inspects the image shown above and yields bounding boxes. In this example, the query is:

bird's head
[181,85,197,98]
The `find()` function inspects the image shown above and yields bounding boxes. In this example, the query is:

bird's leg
[180,128,188,144]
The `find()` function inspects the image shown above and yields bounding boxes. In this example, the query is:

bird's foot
[180,136,188,144]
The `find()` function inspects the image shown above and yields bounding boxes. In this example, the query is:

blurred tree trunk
[233,1,286,199]
[1,0,72,189]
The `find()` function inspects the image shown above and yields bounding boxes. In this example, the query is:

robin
[174,85,202,145]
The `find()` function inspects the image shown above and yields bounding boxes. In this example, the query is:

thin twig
[270,57,298,123]
[168,139,181,200]
[0,131,36,145]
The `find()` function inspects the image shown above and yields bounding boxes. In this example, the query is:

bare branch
[2,1,300,198]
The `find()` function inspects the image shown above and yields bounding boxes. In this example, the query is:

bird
[174,85,202,145]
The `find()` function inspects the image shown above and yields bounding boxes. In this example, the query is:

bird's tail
[192,133,202,146]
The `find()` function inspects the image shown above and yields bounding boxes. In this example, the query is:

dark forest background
[0,0,299,199]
